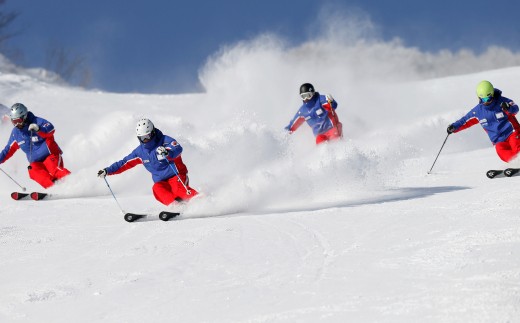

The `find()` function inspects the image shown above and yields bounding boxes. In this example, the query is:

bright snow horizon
[1,28,520,323]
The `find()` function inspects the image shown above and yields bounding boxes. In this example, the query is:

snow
[1,32,520,322]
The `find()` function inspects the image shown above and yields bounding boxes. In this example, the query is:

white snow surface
[1,34,520,323]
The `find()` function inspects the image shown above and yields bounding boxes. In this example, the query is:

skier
[0,103,71,188]
[447,80,520,162]
[285,83,343,144]
[97,118,198,206]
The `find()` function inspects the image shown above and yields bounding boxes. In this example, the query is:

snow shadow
[177,185,470,221]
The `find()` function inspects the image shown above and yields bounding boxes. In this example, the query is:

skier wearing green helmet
[447,80,520,162]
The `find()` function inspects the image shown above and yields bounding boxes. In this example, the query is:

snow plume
[3,7,520,214]
[200,7,520,93]
[192,8,520,209]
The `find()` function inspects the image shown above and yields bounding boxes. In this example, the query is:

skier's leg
[28,162,55,188]
[169,174,198,201]
[152,181,176,206]
[495,140,515,162]
[316,127,341,145]
[43,154,71,181]
[508,133,520,161]
[315,133,327,145]
[336,122,343,138]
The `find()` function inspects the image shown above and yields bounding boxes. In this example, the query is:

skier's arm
[162,137,183,160]
[34,122,56,139]
[27,119,56,139]
[0,135,19,164]
[105,150,142,176]
[451,109,479,133]
[501,99,519,115]
[285,111,305,133]
[322,94,338,112]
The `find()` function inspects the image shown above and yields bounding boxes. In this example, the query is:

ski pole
[103,177,125,214]
[168,162,192,195]
[28,130,33,170]
[428,133,450,174]
[0,167,26,191]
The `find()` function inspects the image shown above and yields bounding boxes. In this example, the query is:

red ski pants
[316,123,343,145]
[152,174,198,206]
[495,132,520,162]
[28,154,71,188]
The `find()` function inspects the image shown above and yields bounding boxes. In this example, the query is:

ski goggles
[481,96,493,103]
[138,133,153,143]
[300,91,314,100]
[11,117,25,127]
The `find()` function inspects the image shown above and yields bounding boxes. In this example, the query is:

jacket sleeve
[161,136,183,160]
[321,94,338,111]
[106,149,142,175]
[502,97,519,115]
[285,109,306,133]
[33,118,62,155]
[0,134,19,164]
[35,119,55,138]
[452,108,480,132]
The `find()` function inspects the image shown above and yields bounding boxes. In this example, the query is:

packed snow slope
[1,30,520,322]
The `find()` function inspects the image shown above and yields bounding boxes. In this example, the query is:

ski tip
[486,170,503,179]
[124,213,145,223]
[159,211,180,221]
[30,192,48,200]
[504,168,520,177]
[11,192,29,200]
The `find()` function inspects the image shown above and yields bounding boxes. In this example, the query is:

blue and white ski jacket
[0,112,62,164]
[105,128,187,183]
[285,92,339,136]
[452,89,520,144]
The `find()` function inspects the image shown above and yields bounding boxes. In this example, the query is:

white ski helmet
[10,103,29,127]
[136,118,155,142]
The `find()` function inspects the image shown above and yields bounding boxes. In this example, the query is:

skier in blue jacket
[285,83,343,144]
[97,118,198,205]
[447,80,520,162]
[0,103,71,188]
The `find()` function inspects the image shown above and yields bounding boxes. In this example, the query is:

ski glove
[447,124,456,134]
[97,169,107,178]
[501,102,511,112]
[325,94,334,102]
[156,146,168,157]
[28,123,39,132]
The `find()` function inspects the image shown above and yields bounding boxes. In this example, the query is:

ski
[11,192,29,200]
[30,192,49,200]
[504,168,520,177]
[159,211,180,221]
[124,211,180,222]
[124,213,146,222]
[486,168,520,178]
[486,170,504,179]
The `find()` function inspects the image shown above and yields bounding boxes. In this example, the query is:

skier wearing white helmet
[97,118,198,205]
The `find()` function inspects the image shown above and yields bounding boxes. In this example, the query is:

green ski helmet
[476,80,494,100]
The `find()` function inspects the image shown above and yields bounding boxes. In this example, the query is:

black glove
[97,168,107,178]
[447,124,456,134]
[501,102,510,112]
